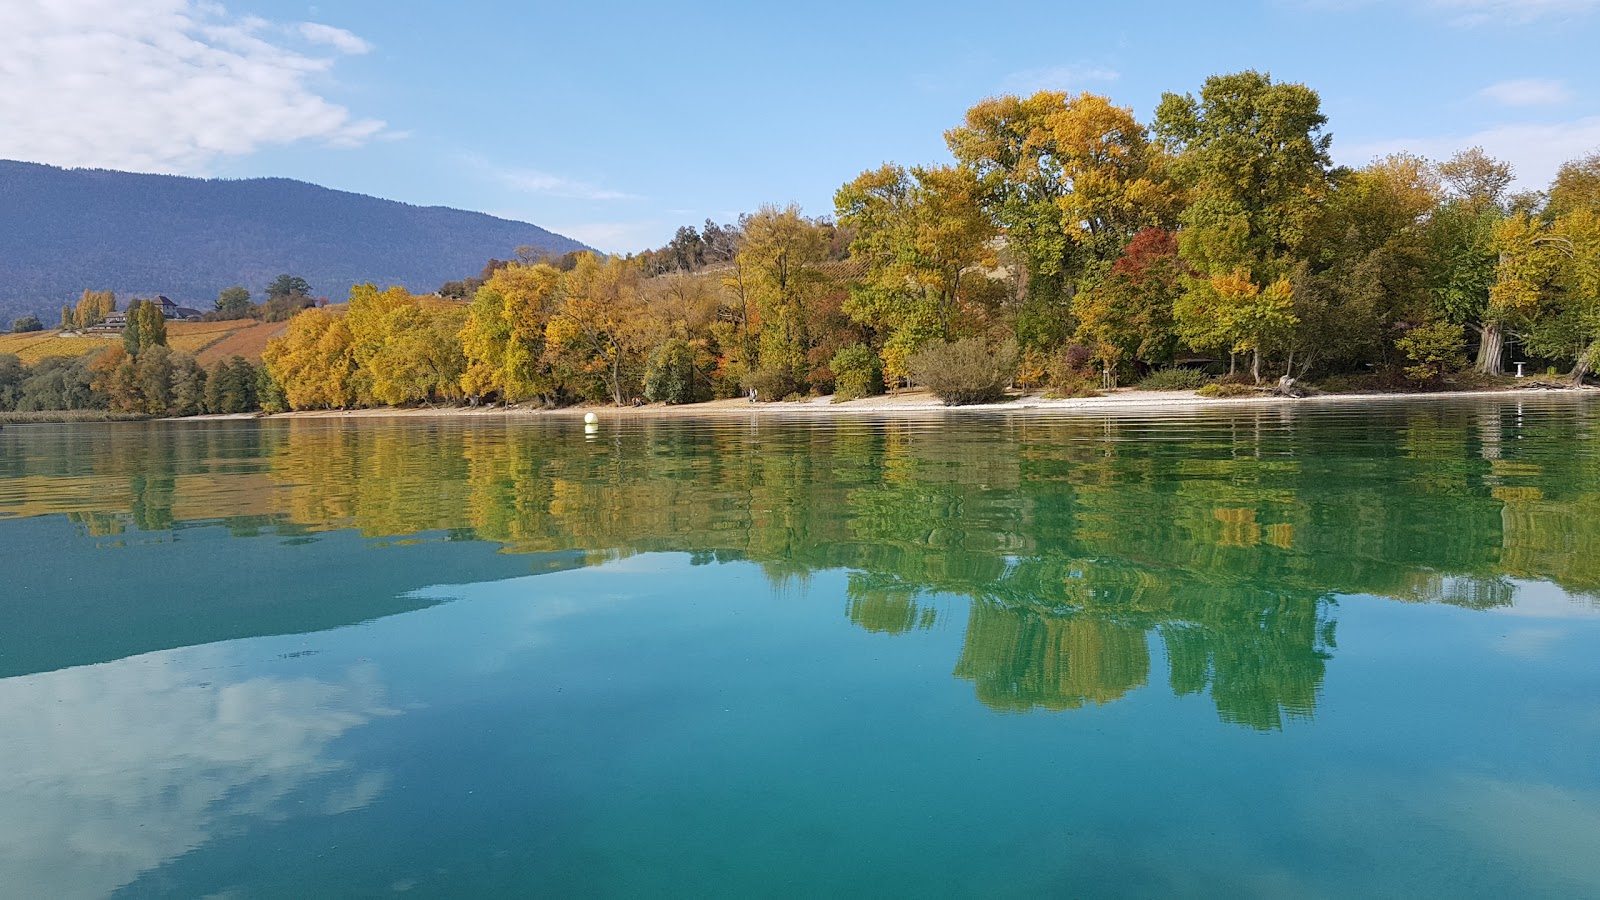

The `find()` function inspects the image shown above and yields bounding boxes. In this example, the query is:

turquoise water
[2,398,1599,897]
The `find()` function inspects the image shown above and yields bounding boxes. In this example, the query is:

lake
[2,398,1598,898]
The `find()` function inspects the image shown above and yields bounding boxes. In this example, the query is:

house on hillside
[152,296,204,321]
[87,295,204,333]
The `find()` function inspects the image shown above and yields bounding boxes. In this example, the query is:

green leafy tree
[169,353,207,416]
[11,315,43,333]
[215,285,254,319]
[0,353,25,410]
[1155,71,1330,378]
[829,343,884,400]
[1155,71,1332,278]
[739,204,831,396]
[265,274,312,300]
[644,338,710,404]
[123,300,168,355]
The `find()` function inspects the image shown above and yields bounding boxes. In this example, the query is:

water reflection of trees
[2,400,1597,728]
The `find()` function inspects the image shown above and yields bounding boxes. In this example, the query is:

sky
[2,0,1598,253]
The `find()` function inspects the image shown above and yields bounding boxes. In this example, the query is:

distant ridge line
[0,159,594,324]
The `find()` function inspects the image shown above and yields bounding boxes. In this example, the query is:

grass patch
[1197,382,1259,398]
[0,410,149,424]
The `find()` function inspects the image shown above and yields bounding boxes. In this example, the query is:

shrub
[830,344,883,400]
[1197,382,1257,398]
[1137,366,1211,390]
[1043,370,1103,399]
[742,365,801,402]
[1396,321,1466,385]
[909,338,1019,406]
[644,339,710,405]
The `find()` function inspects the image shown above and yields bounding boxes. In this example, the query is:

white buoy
[583,412,598,425]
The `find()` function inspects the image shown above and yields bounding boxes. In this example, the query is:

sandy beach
[183,383,1598,422]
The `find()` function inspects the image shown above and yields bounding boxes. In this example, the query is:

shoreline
[171,383,1599,423]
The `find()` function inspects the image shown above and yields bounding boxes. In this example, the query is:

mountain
[0,160,592,326]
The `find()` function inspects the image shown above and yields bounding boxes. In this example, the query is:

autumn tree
[738,204,831,397]
[73,290,116,330]
[1494,207,1600,382]
[1548,152,1600,220]
[543,254,649,405]
[343,284,469,406]
[947,91,1178,349]
[263,307,357,410]
[1174,269,1298,383]
[1072,227,1184,385]
[835,163,999,382]
[458,262,565,404]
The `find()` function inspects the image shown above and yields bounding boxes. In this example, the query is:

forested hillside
[0,161,591,324]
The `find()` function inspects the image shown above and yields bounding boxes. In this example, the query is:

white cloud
[497,168,639,201]
[0,646,394,898]
[1478,78,1572,107]
[1000,64,1120,95]
[0,0,385,173]
[299,21,372,55]
[463,154,638,202]
[1341,116,1600,190]
[542,220,666,253]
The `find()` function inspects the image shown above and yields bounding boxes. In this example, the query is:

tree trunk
[1251,348,1262,385]
[1475,321,1505,376]
[1571,339,1598,386]
[1228,352,1237,377]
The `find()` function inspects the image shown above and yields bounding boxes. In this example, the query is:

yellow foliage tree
[345,283,468,406]
[263,308,357,410]
[458,263,565,404]
[543,253,648,405]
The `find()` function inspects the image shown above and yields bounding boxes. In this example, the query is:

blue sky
[3,1,1598,252]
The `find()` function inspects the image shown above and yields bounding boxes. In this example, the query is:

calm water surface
[2,398,1599,898]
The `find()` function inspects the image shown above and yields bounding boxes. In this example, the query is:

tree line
[0,299,268,416]
[16,70,1600,412]
[253,71,1599,410]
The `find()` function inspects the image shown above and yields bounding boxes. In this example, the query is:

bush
[909,338,1019,406]
[1396,321,1466,384]
[644,339,710,404]
[742,365,801,402]
[1137,366,1211,390]
[830,344,883,400]
[1043,370,1103,399]
[10,315,43,333]
[1197,382,1257,398]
